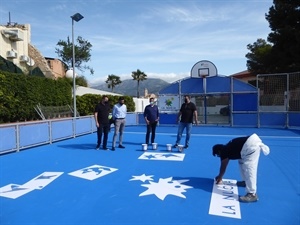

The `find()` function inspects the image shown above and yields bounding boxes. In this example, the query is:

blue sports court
[0,125,299,225]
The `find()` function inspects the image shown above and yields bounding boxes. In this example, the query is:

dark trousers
[146,121,157,144]
[97,123,110,148]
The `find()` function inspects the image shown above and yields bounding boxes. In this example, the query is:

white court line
[125,131,300,139]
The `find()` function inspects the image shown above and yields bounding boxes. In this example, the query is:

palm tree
[105,74,122,92]
[131,69,147,98]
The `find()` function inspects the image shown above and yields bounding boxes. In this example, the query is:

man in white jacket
[212,133,270,202]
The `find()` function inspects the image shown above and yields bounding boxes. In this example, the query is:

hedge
[0,71,135,123]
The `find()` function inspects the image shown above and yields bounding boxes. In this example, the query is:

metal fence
[257,72,300,127]
[1,74,299,155]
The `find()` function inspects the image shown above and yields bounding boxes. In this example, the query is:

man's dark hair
[212,144,225,156]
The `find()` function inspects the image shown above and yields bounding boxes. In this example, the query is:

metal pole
[203,76,207,124]
[72,18,76,118]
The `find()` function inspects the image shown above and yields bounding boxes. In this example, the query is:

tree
[131,69,147,98]
[55,36,94,75]
[59,75,88,87]
[76,76,88,87]
[105,74,122,92]
[265,0,300,72]
[246,38,273,74]
[246,0,300,74]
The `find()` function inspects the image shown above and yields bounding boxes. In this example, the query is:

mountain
[91,78,170,97]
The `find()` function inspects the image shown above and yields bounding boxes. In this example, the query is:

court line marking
[125,131,300,139]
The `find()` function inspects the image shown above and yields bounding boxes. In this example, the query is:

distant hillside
[91,78,170,97]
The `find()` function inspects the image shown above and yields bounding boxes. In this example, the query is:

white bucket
[166,144,172,151]
[142,144,148,151]
[178,145,184,152]
[152,143,158,150]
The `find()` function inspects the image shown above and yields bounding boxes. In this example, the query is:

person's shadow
[57,143,96,150]
[172,176,214,193]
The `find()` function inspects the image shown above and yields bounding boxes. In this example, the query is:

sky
[0,0,273,85]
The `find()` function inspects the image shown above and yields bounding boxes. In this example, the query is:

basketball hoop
[191,60,218,78]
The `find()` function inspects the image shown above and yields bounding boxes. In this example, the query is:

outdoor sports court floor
[0,125,299,225]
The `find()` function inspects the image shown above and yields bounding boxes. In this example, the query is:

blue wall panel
[0,126,17,152]
[76,118,92,135]
[233,79,256,92]
[259,113,286,126]
[138,113,177,125]
[207,76,231,92]
[160,76,258,95]
[138,114,146,125]
[288,113,300,127]
[52,120,73,140]
[159,82,179,94]
[181,78,204,94]
[159,113,177,124]
[126,113,137,126]
[232,114,257,126]
[233,93,257,111]
[19,123,49,148]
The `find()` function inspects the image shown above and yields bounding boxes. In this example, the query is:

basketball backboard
[190,60,218,78]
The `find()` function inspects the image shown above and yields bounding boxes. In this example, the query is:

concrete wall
[0,23,58,79]
[0,24,31,72]
[133,98,151,112]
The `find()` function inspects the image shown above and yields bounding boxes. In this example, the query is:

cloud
[0,0,272,85]
[88,71,188,86]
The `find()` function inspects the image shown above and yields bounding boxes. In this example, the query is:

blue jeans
[146,121,158,144]
[175,122,192,146]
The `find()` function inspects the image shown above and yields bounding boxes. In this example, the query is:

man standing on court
[212,133,270,202]
[94,95,110,150]
[111,97,127,151]
[144,97,159,145]
[173,95,198,149]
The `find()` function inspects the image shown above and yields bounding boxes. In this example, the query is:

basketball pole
[202,75,207,124]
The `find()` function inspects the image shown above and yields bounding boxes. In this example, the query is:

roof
[229,70,256,78]
[158,76,257,95]
[75,86,122,96]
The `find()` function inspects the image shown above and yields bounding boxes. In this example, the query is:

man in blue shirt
[111,97,127,151]
[143,97,159,145]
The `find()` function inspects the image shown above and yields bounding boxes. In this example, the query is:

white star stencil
[139,177,193,200]
[129,174,154,182]
[138,152,185,161]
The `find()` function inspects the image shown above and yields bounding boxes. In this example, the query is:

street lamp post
[71,13,84,117]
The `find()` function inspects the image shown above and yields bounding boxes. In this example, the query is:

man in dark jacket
[143,97,159,145]
[94,96,110,150]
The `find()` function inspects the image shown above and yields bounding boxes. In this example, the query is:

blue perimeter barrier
[0,113,138,154]
[1,112,299,154]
